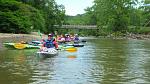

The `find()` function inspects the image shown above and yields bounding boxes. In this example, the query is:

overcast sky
[55,0,148,16]
[55,0,94,16]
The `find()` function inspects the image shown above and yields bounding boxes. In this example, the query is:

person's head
[48,34,53,39]
[75,34,78,37]
[60,34,64,37]
[75,34,78,36]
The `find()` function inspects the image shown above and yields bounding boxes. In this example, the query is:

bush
[139,27,150,34]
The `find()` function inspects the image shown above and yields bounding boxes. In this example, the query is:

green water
[0,38,150,84]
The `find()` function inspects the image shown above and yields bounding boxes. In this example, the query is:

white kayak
[37,48,58,57]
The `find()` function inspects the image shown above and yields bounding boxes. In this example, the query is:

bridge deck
[54,25,98,29]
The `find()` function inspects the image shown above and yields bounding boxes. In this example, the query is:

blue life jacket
[74,37,79,41]
[45,39,54,48]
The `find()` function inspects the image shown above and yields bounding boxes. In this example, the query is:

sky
[55,0,94,16]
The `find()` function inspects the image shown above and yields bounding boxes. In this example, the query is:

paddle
[14,43,26,49]
[38,30,42,38]
[65,47,77,52]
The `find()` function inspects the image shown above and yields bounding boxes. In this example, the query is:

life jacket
[74,37,79,41]
[45,39,54,48]
[65,37,71,42]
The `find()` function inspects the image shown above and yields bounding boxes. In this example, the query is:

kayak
[28,40,42,46]
[73,44,84,47]
[37,48,58,57]
[65,44,84,47]
[74,40,87,43]
[3,43,40,49]
[58,45,74,49]
[81,40,86,43]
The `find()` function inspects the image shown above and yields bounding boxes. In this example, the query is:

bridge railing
[54,25,98,29]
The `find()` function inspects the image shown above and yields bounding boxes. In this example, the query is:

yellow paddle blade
[14,43,26,49]
[65,47,77,52]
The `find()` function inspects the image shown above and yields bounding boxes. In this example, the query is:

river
[0,38,150,84]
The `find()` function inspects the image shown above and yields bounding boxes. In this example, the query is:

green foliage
[64,6,96,25]
[142,0,150,27]
[65,15,86,25]
[129,9,143,27]
[0,0,65,34]
[84,7,97,25]
[94,0,133,33]
[139,27,150,34]
[19,0,65,33]
[0,0,45,33]
[128,26,150,34]
[1,0,149,36]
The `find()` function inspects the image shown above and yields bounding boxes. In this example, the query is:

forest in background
[0,0,150,36]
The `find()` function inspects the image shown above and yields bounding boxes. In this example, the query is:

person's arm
[53,39,58,48]
[40,42,46,51]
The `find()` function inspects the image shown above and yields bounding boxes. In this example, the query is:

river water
[0,38,150,84]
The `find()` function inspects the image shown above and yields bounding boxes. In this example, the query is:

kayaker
[41,34,58,50]
[65,34,71,42]
[57,34,65,44]
[70,34,74,41]
[74,34,79,43]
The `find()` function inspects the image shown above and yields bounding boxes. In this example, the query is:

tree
[0,0,45,33]
[84,6,97,25]
[143,0,150,27]
[94,0,139,33]
[17,0,65,33]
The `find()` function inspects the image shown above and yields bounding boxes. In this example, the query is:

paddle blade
[14,43,26,49]
[65,47,77,52]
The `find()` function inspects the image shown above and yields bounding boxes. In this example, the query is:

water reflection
[89,39,127,83]
[124,40,150,83]
[0,49,37,84]
[67,55,77,59]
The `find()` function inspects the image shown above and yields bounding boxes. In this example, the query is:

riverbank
[0,33,48,49]
[126,33,150,40]
[97,33,150,40]
[1,33,150,42]
[0,33,49,42]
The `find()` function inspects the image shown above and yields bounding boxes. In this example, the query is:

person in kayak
[41,34,58,51]
[65,34,71,42]
[74,34,79,43]
[57,34,66,44]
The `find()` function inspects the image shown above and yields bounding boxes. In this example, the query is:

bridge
[54,25,98,29]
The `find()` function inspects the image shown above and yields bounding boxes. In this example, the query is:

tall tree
[143,0,150,27]
[18,0,65,33]
[84,6,97,25]
[94,0,138,33]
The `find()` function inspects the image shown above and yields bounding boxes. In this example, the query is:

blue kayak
[65,44,84,47]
